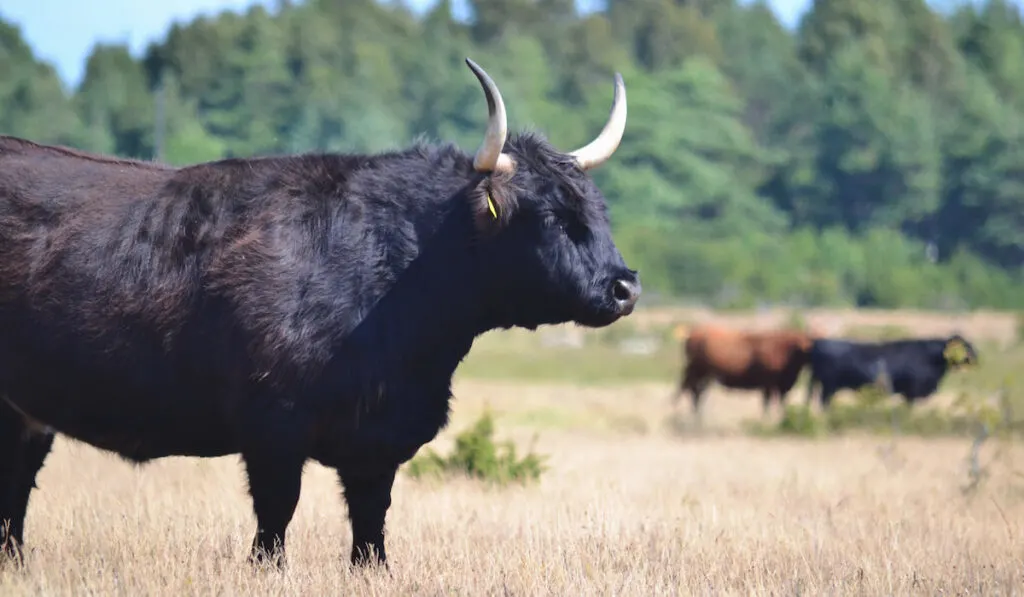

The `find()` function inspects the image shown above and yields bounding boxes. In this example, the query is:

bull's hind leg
[0,401,55,565]
[339,466,397,568]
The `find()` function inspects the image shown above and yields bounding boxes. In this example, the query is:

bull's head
[463,58,640,329]
[943,334,979,369]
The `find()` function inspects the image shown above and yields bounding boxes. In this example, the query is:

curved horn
[465,58,515,173]
[569,73,627,171]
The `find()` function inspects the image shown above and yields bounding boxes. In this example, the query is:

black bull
[0,58,641,568]
[805,335,979,408]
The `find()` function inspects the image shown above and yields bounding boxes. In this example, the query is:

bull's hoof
[350,547,389,574]
[247,547,287,571]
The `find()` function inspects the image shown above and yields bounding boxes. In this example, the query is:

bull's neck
[330,189,492,390]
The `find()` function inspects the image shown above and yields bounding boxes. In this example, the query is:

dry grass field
[1,307,1023,595]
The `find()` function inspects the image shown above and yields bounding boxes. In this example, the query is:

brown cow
[671,325,816,421]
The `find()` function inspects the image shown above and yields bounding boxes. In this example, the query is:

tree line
[2,0,1023,309]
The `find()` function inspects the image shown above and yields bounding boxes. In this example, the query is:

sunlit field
[2,307,1023,595]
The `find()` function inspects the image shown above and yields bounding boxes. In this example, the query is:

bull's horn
[466,58,515,174]
[568,73,627,171]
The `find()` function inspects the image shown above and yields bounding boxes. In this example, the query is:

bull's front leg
[339,466,397,568]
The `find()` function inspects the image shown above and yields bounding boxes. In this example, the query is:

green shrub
[746,384,1017,439]
[778,404,826,437]
[743,404,825,438]
[404,410,547,486]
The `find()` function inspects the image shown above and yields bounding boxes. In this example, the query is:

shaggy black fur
[0,128,640,568]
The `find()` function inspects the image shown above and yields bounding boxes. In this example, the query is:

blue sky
[0,0,1002,91]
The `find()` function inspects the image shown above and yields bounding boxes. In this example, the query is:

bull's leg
[778,388,791,411]
[820,384,838,410]
[339,466,397,568]
[4,432,53,561]
[243,450,305,568]
[761,388,773,419]
[0,403,54,565]
[690,380,711,425]
[241,414,308,569]
[673,362,698,408]
[804,376,817,408]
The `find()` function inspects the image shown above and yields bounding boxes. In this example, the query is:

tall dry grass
[1,379,1022,596]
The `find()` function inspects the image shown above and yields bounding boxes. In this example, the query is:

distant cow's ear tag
[944,339,967,364]
[486,193,498,219]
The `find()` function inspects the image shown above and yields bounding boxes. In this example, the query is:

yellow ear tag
[944,339,967,365]
[487,193,498,219]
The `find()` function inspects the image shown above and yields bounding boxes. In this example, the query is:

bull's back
[686,328,755,376]
[809,340,888,390]
[0,139,241,456]
[0,141,192,337]
[752,333,810,371]
[686,328,807,390]
[876,341,947,398]
[0,139,172,219]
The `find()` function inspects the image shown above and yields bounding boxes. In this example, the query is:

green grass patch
[745,384,1021,439]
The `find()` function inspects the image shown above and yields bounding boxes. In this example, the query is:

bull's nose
[611,276,641,314]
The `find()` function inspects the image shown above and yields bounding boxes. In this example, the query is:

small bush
[743,404,825,438]
[778,404,826,437]
[404,410,547,486]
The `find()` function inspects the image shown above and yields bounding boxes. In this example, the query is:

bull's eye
[543,214,567,235]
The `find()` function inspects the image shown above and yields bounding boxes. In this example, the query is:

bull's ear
[470,177,518,236]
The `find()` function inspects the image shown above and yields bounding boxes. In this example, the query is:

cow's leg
[778,387,791,411]
[339,466,397,568]
[761,388,774,419]
[240,409,310,569]
[0,402,54,565]
[674,361,700,409]
[820,384,838,410]
[689,380,710,424]
[243,449,306,568]
[804,373,818,408]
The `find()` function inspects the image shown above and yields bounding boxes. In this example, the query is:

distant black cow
[0,58,640,569]
[805,335,979,408]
